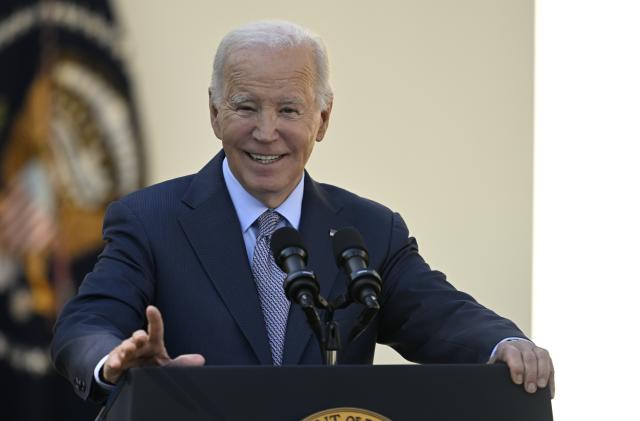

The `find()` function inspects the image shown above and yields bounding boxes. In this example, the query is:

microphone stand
[293,288,378,366]
[320,295,348,366]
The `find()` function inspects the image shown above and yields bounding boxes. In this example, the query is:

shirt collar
[222,157,304,232]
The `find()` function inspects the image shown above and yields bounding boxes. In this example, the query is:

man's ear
[208,88,222,139]
[315,97,333,142]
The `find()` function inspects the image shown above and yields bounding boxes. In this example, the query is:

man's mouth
[247,152,284,164]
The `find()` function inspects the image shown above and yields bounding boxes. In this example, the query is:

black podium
[103,364,553,421]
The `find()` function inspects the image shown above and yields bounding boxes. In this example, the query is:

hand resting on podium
[489,339,555,398]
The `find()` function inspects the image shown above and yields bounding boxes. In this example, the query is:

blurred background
[0,0,637,420]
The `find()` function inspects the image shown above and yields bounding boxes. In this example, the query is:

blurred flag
[0,1,145,419]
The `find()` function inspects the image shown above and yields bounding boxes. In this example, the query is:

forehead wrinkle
[222,49,318,103]
[224,74,315,106]
[226,68,315,89]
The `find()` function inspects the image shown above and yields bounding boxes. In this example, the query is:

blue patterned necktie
[251,210,290,365]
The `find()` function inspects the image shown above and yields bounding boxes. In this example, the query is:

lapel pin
[329,229,337,237]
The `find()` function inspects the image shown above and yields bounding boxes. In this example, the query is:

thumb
[167,354,206,367]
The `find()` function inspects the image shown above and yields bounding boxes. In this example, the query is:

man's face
[210,45,332,208]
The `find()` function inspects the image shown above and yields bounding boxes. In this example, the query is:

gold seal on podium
[301,407,391,421]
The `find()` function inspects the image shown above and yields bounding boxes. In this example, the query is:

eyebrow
[228,94,254,106]
[227,94,305,107]
[280,98,305,106]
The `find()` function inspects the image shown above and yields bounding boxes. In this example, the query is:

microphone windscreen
[331,227,367,262]
[271,226,306,258]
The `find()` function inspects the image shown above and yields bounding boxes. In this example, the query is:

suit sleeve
[376,212,527,363]
[50,200,156,402]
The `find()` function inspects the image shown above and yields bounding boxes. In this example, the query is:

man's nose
[252,109,278,142]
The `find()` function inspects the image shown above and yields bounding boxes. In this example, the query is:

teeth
[249,153,282,163]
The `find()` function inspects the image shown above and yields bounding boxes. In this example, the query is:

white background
[534,1,640,419]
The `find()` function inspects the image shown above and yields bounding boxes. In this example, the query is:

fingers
[495,342,525,385]
[549,357,555,399]
[492,340,554,397]
[102,307,206,385]
[521,346,538,393]
[534,347,552,389]
[168,354,206,367]
[103,329,150,384]
[146,305,165,349]
[102,306,170,384]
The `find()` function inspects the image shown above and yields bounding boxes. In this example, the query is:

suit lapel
[178,152,271,365]
[282,175,349,365]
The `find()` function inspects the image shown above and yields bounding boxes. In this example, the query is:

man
[51,21,554,403]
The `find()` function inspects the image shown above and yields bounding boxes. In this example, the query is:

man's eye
[237,105,255,112]
[281,107,299,115]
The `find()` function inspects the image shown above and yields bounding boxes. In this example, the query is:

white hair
[210,20,333,111]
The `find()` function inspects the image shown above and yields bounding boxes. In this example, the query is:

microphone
[270,227,321,308]
[331,227,382,309]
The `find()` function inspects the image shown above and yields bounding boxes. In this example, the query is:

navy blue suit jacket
[51,151,525,401]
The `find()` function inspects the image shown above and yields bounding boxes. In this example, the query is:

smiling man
[210,44,331,208]
[51,21,554,404]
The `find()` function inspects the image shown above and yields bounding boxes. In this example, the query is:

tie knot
[257,210,281,238]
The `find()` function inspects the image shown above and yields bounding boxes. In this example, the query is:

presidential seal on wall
[0,1,145,419]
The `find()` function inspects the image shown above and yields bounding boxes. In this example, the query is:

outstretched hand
[102,305,205,384]
[489,339,555,398]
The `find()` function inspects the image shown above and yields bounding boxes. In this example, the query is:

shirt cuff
[93,354,116,390]
[488,337,533,361]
